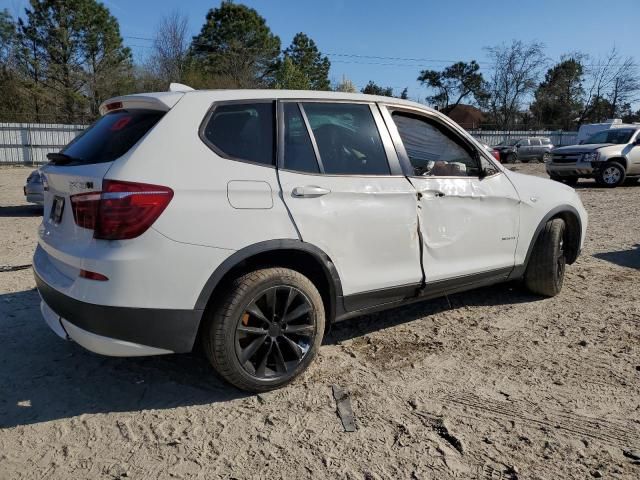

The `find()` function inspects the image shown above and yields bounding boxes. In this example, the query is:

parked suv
[34,89,587,392]
[493,137,554,163]
[547,127,640,187]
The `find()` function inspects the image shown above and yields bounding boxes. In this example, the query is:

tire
[524,218,566,297]
[202,268,325,392]
[505,153,517,164]
[595,161,626,188]
[563,177,579,186]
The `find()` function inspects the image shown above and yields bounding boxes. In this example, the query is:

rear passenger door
[276,101,423,302]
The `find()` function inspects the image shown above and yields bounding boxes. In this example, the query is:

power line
[121,35,639,68]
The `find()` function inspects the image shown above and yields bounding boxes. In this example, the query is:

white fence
[0,122,86,165]
[0,122,580,166]
[470,129,578,147]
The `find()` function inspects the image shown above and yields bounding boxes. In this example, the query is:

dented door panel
[279,172,423,295]
[411,174,520,282]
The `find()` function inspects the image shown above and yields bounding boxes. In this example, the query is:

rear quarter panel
[104,93,299,251]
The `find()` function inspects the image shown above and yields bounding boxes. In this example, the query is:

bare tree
[334,75,357,93]
[150,10,189,85]
[580,47,639,122]
[485,40,547,129]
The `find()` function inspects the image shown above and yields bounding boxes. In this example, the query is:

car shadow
[327,281,540,345]
[0,281,540,428]
[0,289,247,428]
[0,205,43,217]
[593,245,640,270]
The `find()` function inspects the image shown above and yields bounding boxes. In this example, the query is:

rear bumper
[34,270,202,354]
[24,185,44,205]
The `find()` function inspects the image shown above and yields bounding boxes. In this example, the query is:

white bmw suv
[34,88,587,392]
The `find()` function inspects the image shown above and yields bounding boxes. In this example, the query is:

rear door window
[61,110,164,165]
[282,103,320,173]
[301,102,390,175]
[529,138,541,146]
[202,102,274,166]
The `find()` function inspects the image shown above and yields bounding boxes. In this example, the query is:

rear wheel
[595,161,625,188]
[202,268,325,392]
[505,153,517,164]
[524,218,566,297]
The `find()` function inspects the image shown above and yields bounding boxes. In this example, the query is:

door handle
[292,186,331,198]
[419,190,446,199]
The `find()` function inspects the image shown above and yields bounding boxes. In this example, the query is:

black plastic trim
[342,283,421,312]
[508,204,582,280]
[35,272,202,353]
[336,267,512,321]
[194,239,344,317]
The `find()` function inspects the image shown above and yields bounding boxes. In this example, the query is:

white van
[576,119,635,144]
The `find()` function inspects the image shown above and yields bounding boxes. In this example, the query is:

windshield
[496,139,519,146]
[60,110,164,165]
[583,128,636,145]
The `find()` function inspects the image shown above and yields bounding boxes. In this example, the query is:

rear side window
[283,103,319,173]
[61,110,164,165]
[529,138,541,146]
[202,102,274,166]
[541,138,551,145]
[301,103,390,175]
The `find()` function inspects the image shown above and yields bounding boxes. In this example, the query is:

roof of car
[103,88,435,115]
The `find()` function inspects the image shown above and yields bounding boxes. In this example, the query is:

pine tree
[280,32,330,90]
[190,1,281,88]
[17,0,132,123]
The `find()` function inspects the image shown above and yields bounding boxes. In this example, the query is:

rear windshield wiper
[47,152,81,165]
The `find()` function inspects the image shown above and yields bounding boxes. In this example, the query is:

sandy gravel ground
[0,164,639,480]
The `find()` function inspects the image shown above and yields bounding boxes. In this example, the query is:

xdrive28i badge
[69,181,94,192]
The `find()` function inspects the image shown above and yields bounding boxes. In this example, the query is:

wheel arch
[194,240,343,328]
[520,205,583,273]
[604,157,627,170]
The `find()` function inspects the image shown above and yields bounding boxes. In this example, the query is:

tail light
[70,180,173,240]
[491,149,501,162]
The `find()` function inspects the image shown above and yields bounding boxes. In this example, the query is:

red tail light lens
[491,149,501,162]
[70,180,173,240]
[70,192,101,230]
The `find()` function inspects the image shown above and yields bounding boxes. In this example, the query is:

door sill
[335,267,514,322]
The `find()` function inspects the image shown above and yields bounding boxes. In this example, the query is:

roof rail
[169,83,195,92]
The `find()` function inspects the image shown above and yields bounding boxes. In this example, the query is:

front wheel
[202,268,325,392]
[563,177,579,186]
[595,161,626,188]
[524,218,566,297]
